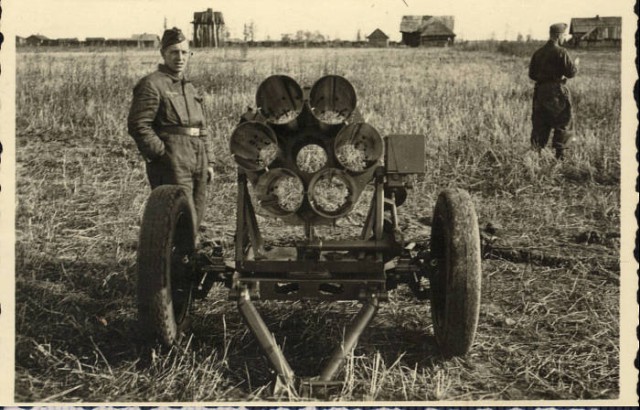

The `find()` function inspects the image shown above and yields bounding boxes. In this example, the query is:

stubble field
[15,45,620,402]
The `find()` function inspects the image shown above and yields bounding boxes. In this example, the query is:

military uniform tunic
[128,64,214,226]
[528,40,578,158]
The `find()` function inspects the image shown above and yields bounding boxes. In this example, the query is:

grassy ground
[15,46,620,402]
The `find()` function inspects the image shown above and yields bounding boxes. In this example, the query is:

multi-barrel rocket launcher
[136,74,482,395]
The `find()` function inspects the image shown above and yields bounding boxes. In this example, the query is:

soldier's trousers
[531,83,574,159]
[145,134,208,227]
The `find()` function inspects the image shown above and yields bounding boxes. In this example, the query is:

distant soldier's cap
[549,23,568,34]
[161,27,186,49]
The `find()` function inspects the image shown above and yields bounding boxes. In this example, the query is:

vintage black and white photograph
[3,0,637,404]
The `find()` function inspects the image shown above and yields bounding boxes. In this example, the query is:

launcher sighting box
[136,74,482,395]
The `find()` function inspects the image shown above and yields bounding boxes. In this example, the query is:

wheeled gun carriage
[137,74,482,394]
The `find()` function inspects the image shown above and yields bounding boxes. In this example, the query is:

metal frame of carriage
[136,75,482,396]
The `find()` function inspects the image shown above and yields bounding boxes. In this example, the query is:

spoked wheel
[137,185,197,346]
[429,188,481,357]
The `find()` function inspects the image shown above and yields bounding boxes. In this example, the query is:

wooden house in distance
[26,34,48,46]
[132,33,160,48]
[569,15,621,48]
[400,15,455,47]
[366,28,389,47]
[192,8,225,47]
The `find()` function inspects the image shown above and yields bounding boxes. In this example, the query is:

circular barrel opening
[296,144,328,174]
[334,122,384,172]
[254,168,305,217]
[229,121,279,171]
[256,75,304,124]
[308,168,358,218]
[309,75,357,124]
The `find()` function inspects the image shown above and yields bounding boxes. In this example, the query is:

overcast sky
[8,0,633,42]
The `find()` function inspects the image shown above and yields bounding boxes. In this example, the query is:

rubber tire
[137,185,197,346]
[429,188,481,357]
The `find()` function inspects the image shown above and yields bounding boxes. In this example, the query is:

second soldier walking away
[528,23,579,160]
[128,27,215,229]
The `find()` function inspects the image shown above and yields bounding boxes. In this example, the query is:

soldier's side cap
[550,23,568,34]
[161,27,186,49]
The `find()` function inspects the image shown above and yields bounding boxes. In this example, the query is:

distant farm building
[26,34,48,46]
[132,33,160,48]
[105,38,139,47]
[58,38,80,47]
[18,33,162,48]
[400,15,455,47]
[192,8,225,47]
[85,37,106,47]
[569,15,621,47]
[366,29,389,47]
[225,38,244,46]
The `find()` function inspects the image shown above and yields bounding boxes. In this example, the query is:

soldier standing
[128,27,215,227]
[528,23,579,159]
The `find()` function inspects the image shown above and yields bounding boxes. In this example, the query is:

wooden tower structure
[192,8,225,47]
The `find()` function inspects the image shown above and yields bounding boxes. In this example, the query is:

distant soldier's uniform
[128,28,214,226]
[528,23,578,159]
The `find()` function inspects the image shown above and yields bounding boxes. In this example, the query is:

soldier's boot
[531,129,550,156]
[552,128,572,161]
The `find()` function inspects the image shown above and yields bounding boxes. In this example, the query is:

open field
[15,45,620,402]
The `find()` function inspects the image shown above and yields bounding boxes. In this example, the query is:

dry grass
[15,46,620,402]
[271,110,299,124]
[273,174,304,212]
[296,144,327,173]
[314,110,348,124]
[336,143,368,172]
[256,142,278,169]
[310,173,351,213]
